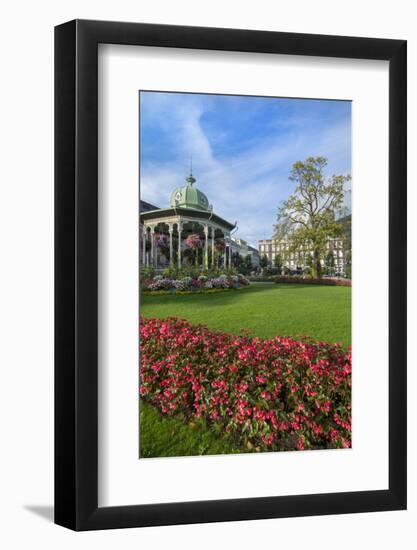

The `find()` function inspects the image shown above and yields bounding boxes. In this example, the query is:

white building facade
[258,236,347,273]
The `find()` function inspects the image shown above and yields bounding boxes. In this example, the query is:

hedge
[142,287,250,297]
[274,276,351,287]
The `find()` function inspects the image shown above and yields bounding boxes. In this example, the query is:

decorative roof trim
[140,207,235,230]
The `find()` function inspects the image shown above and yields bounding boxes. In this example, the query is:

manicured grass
[140,283,351,458]
[140,400,243,458]
[141,283,351,347]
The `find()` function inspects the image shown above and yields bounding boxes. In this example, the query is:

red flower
[323,401,332,413]
[297,438,305,450]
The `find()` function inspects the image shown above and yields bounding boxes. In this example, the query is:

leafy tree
[325,251,335,276]
[232,252,243,270]
[344,249,352,279]
[243,254,253,274]
[260,254,269,269]
[274,253,283,274]
[337,213,352,279]
[276,156,350,278]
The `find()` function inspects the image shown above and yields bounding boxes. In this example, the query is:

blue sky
[140,91,351,247]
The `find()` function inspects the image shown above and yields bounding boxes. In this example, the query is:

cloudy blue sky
[140,91,351,247]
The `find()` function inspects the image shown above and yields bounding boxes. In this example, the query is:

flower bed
[274,276,351,287]
[143,287,249,297]
[140,317,351,452]
[142,273,250,293]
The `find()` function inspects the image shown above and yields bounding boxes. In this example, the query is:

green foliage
[141,266,155,279]
[248,276,276,282]
[276,156,351,278]
[243,254,253,273]
[259,254,269,269]
[273,253,283,274]
[142,287,250,297]
[338,214,352,278]
[273,276,351,287]
[162,266,179,278]
[232,251,243,270]
[140,317,351,454]
[325,251,335,276]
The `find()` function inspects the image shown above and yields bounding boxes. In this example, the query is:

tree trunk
[313,249,322,279]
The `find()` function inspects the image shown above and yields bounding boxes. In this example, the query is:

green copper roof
[170,171,210,211]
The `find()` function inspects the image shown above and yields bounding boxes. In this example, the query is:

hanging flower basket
[185,233,202,250]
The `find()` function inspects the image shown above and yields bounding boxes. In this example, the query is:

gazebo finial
[186,156,196,186]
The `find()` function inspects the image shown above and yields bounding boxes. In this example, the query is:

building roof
[140,199,159,212]
[140,207,236,231]
[140,169,236,232]
[170,172,210,211]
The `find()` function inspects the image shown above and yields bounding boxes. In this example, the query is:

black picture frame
[55,19,407,531]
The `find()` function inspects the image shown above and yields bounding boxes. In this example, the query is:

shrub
[141,266,155,279]
[237,274,250,285]
[141,273,250,293]
[142,288,241,297]
[274,276,351,287]
[140,317,351,452]
[248,275,276,282]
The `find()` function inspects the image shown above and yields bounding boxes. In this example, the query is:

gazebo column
[228,237,232,269]
[142,227,146,266]
[177,224,182,270]
[204,225,209,269]
[146,228,150,267]
[168,224,173,267]
[150,226,155,267]
[223,237,227,269]
[211,229,215,268]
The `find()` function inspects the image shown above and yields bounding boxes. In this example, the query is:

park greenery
[140,316,351,455]
[140,283,351,457]
[275,156,351,278]
[141,265,250,295]
[139,156,352,457]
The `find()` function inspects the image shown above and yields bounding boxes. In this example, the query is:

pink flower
[323,401,332,413]
[297,438,305,450]
[185,233,202,249]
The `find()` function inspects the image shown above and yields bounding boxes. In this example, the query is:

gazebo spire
[186,156,196,186]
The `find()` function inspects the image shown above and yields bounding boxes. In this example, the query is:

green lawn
[140,282,351,458]
[140,401,244,458]
[141,283,351,347]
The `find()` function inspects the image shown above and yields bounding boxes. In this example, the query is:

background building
[259,212,351,275]
[231,238,260,267]
[259,236,346,273]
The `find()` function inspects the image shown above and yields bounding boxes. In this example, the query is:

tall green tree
[259,254,269,269]
[232,252,243,270]
[275,156,350,278]
[274,253,283,274]
[243,254,253,274]
[325,251,335,276]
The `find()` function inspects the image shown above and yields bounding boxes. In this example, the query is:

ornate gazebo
[140,171,236,270]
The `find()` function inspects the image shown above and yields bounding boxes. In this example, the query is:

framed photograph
[55,19,406,530]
